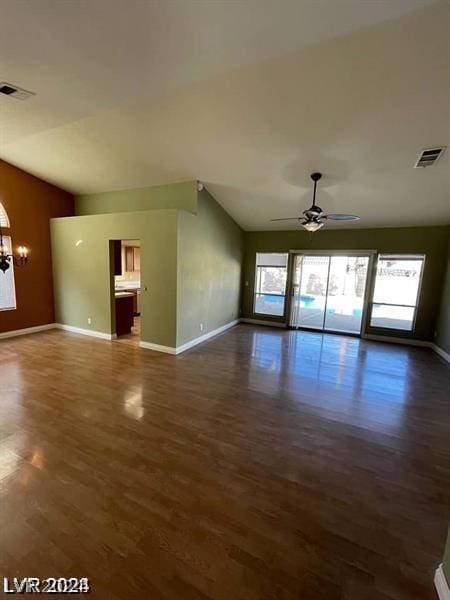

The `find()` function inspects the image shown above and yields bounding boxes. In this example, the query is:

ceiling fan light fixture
[302,220,324,232]
[270,171,360,230]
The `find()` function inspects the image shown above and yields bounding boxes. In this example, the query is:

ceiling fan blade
[270,217,300,221]
[322,213,360,221]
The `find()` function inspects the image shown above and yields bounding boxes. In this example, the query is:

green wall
[51,210,178,347]
[176,189,243,346]
[55,177,449,350]
[53,181,243,350]
[76,180,197,216]
[435,240,450,353]
[243,226,449,341]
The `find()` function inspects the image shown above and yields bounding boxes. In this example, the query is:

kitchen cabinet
[125,247,134,272]
[115,293,134,336]
[125,246,140,272]
[133,247,140,271]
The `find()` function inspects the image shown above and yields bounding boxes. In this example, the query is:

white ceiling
[0,0,448,230]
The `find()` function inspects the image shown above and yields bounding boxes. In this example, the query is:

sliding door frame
[286,249,377,336]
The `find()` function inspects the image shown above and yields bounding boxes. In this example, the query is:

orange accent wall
[0,160,74,333]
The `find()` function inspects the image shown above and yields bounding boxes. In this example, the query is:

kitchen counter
[114,286,140,316]
[115,280,140,291]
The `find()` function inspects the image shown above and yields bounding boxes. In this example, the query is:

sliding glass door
[291,255,330,329]
[290,253,370,335]
[324,255,370,333]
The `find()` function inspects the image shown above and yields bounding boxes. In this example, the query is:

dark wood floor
[0,324,449,599]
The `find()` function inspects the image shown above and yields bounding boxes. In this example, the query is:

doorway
[110,239,141,345]
[289,252,372,335]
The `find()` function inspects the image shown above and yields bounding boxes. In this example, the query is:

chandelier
[0,224,28,273]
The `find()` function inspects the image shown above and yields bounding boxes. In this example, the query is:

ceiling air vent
[414,146,446,168]
[0,82,35,100]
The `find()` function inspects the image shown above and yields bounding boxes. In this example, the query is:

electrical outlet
[88,317,92,325]
[200,323,204,332]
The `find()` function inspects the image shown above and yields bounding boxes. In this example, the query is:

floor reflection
[248,328,411,432]
[123,386,145,420]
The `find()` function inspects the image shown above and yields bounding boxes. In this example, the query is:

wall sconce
[0,226,29,273]
[18,245,28,263]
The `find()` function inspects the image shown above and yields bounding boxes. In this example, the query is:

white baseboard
[0,323,57,340]
[240,318,286,328]
[56,324,115,340]
[139,341,177,354]
[176,319,239,354]
[431,343,450,363]
[362,333,431,347]
[435,564,450,600]
[1,319,236,352]
[3,319,449,364]
[139,320,239,355]
[363,334,450,362]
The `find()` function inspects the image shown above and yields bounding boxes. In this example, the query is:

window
[0,202,9,227]
[0,235,16,311]
[369,254,425,331]
[0,204,16,311]
[254,253,288,316]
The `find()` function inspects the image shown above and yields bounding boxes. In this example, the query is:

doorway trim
[286,249,377,336]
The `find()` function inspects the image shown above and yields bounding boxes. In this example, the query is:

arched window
[0,202,10,227]
[0,202,16,311]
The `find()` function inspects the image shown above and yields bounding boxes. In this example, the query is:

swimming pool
[255,293,363,317]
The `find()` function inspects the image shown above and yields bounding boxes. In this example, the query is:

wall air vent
[414,146,446,168]
[0,82,35,100]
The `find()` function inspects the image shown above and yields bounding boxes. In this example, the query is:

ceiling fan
[271,172,360,232]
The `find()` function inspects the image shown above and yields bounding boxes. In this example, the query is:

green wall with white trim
[177,189,243,346]
[51,180,243,350]
[51,209,178,347]
[242,226,449,342]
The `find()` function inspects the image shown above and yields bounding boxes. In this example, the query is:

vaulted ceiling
[0,0,448,230]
